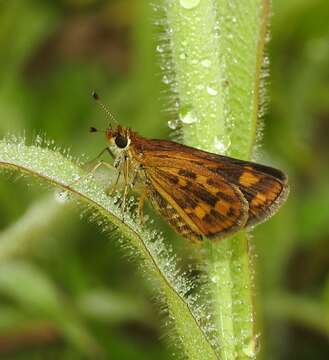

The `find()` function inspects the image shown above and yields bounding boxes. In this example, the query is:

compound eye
[115,135,128,149]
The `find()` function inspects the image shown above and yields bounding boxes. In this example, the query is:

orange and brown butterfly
[89,93,289,243]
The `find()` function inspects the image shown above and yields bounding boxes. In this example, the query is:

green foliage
[0,0,329,359]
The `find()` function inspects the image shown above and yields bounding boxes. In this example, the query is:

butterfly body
[104,125,288,243]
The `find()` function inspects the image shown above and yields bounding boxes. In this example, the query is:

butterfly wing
[205,158,289,227]
[131,135,288,231]
[144,166,249,242]
[145,180,203,243]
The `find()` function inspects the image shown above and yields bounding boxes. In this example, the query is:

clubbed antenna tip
[89,126,98,133]
[92,91,99,101]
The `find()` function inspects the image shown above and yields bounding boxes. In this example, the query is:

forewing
[132,136,288,228]
[145,167,249,241]
[204,159,289,227]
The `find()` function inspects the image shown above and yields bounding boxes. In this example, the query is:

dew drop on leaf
[214,135,231,153]
[179,105,198,124]
[54,190,70,203]
[162,75,172,84]
[180,0,200,10]
[201,59,211,68]
[156,44,164,53]
[211,275,220,283]
[206,86,218,96]
[167,119,179,130]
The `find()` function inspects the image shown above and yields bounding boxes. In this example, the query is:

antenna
[92,91,118,126]
[89,126,107,134]
[89,126,99,133]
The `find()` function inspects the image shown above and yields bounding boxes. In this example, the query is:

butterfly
[88,93,289,243]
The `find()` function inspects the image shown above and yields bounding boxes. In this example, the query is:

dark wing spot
[181,179,192,189]
[162,172,179,185]
[193,187,217,207]
[226,207,236,217]
[178,169,197,180]
[191,160,205,166]
[202,214,213,224]
[250,163,287,182]
[210,209,226,221]
[216,191,235,203]
[174,192,198,210]
[207,178,215,186]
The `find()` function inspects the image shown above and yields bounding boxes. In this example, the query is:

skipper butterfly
[88,93,289,243]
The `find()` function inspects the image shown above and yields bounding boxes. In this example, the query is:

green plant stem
[164,0,226,150]
[164,0,269,358]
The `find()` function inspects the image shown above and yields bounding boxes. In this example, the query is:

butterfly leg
[68,147,114,187]
[86,147,114,165]
[120,184,129,222]
[137,191,147,225]
[68,160,114,188]
[106,169,122,196]
[117,155,130,222]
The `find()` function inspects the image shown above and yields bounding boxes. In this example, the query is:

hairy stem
[164,0,270,358]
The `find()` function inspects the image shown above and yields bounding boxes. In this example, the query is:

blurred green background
[0,0,328,359]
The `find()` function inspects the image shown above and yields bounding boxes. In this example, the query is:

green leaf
[0,138,218,359]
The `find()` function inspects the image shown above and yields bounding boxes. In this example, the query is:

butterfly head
[106,125,131,153]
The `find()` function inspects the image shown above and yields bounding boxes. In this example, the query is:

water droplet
[211,275,220,283]
[214,135,231,153]
[179,106,198,124]
[232,16,237,23]
[179,52,186,60]
[201,59,211,68]
[54,190,70,203]
[156,44,164,53]
[180,0,200,9]
[206,86,218,96]
[168,119,179,130]
[162,75,171,84]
